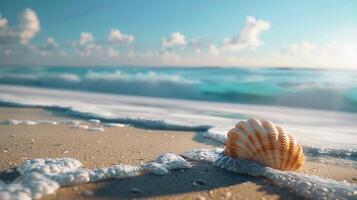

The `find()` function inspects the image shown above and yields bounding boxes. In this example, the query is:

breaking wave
[1,66,357,111]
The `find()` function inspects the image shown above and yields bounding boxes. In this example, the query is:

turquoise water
[1,66,357,112]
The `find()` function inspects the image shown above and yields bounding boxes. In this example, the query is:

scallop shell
[224,118,304,171]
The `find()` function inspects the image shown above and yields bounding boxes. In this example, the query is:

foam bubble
[71,125,89,130]
[14,173,59,199]
[21,121,37,126]
[0,119,21,125]
[88,119,100,124]
[51,169,92,186]
[141,162,169,175]
[17,158,82,175]
[59,120,80,126]
[103,123,126,127]
[0,172,59,200]
[154,153,191,170]
[87,127,104,132]
[183,148,223,162]
[37,120,58,125]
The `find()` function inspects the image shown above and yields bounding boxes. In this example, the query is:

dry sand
[0,107,356,200]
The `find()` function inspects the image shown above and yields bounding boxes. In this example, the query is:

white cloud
[209,44,220,56]
[225,16,270,51]
[281,41,316,56]
[189,37,208,55]
[0,8,40,44]
[278,40,357,67]
[27,37,59,56]
[67,30,133,58]
[106,47,119,58]
[68,32,101,57]
[79,32,94,45]
[162,32,186,48]
[210,16,270,54]
[79,44,102,57]
[41,37,58,50]
[46,37,58,48]
[0,15,7,28]
[19,8,40,44]
[107,29,134,44]
[161,50,180,62]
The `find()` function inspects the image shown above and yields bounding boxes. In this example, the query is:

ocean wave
[200,81,292,97]
[345,88,357,103]
[1,66,357,112]
[0,69,201,100]
[84,70,197,84]
[0,91,211,132]
[1,85,357,156]
[0,69,196,85]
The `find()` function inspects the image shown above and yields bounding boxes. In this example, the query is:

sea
[0,66,357,164]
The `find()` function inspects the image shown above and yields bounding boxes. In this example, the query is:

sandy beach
[1,107,356,200]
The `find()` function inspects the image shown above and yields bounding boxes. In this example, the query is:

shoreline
[1,106,357,199]
[2,84,357,149]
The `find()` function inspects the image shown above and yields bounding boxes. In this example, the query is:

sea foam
[2,149,356,199]
[183,148,357,200]
[0,154,191,200]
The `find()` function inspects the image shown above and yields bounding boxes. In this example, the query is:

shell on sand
[224,118,305,171]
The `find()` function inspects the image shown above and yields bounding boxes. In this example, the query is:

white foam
[59,120,80,126]
[3,149,356,199]
[17,158,82,175]
[154,153,191,170]
[103,123,126,127]
[183,148,223,162]
[71,125,89,130]
[21,121,37,126]
[0,119,21,125]
[88,119,100,124]
[183,148,357,200]
[87,127,104,132]
[0,153,191,199]
[37,120,58,125]
[0,119,81,126]
[141,162,169,175]
[0,120,38,126]
[0,172,59,200]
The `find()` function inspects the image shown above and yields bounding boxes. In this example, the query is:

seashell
[224,118,304,171]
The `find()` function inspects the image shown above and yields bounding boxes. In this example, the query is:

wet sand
[0,107,356,200]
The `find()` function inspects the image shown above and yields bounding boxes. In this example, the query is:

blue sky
[0,0,356,68]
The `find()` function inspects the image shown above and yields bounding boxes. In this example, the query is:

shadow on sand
[92,161,299,199]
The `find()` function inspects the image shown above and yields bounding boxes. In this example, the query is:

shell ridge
[238,121,265,163]
[249,119,273,166]
[262,120,280,169]
[286,135,297,170]
[236,123,261,161]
